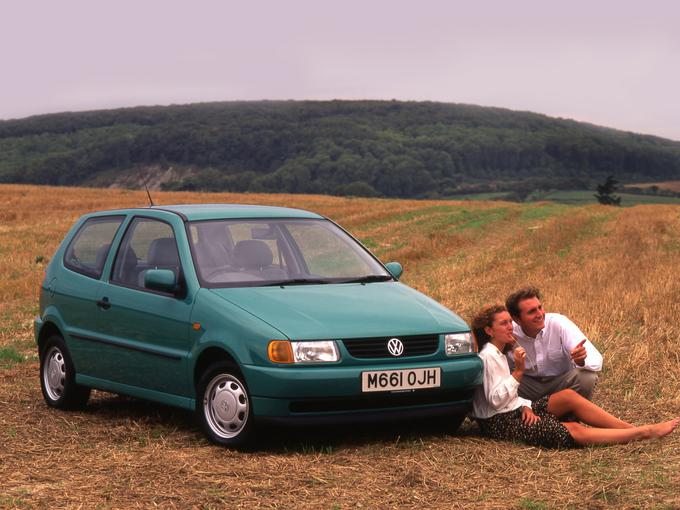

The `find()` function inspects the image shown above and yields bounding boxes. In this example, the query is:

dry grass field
[625,180,680,192]
[1,183,680,509]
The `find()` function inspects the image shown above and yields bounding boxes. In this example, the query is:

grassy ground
[532,190,680,206]
[625,181,680,193]
[450,189,680,205]
[1,184,679,509]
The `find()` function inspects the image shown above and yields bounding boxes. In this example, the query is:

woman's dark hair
[471,304,507,353]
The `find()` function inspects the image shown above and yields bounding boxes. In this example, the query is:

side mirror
[144,269,179,294]
[384,262,403,280]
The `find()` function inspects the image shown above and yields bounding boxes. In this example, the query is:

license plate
[361,367,441,392]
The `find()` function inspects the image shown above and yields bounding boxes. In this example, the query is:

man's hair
[470,303,507,353]
[505,286,541,318]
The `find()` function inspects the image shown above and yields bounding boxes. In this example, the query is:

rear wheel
[196,362,254,448]
[39,335,90,410]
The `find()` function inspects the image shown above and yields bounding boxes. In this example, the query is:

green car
[36,204,482,447]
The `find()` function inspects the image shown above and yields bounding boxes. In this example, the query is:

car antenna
[144,183,155,207]
[141,171,155,207]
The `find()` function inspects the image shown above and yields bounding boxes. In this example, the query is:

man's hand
[570,339,587,366]
[521,406,541,426]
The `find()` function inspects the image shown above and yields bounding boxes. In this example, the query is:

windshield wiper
[263,278,330,286]
[339,274,393,284]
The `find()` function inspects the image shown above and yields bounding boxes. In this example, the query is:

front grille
[289,388,475,413]
[342,334,439,358]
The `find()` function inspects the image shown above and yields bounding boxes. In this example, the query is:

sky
[2,0,679,141]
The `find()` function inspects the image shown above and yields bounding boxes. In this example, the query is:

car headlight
[292,340,339,362]
[445,332,474,355]
[268,340,340,363]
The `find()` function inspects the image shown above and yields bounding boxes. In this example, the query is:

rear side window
[63,216,124,279]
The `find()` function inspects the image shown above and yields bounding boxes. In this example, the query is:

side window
[111,217,181,290]
[63,216,124,279]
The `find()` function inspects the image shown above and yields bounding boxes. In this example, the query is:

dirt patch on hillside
[83,165,198,191]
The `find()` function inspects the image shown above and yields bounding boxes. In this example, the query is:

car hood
[209,282,469,340]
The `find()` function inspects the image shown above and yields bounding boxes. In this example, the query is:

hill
[1,100,680,198]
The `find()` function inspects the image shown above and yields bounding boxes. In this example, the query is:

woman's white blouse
[472,342,532,419]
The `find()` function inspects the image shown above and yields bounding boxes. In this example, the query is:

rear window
[63,216,124,279]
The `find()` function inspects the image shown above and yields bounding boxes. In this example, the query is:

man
[505,287,602,401]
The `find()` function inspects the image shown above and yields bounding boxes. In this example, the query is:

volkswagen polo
[36,204,482,447]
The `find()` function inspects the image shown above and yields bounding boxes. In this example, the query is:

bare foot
[648,418,680,439]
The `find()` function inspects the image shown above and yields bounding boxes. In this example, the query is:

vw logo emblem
[387,338,404,357]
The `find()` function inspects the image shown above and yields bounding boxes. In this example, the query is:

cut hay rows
[1,184,679,509]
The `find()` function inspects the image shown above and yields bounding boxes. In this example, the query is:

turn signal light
[268,340,294,364]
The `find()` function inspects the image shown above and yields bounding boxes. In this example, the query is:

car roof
[91,204,324,221]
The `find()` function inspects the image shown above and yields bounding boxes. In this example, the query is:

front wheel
[39,335,90,410]
[425,412,467,435]
[196,362,254,448]
[447,413,467,434]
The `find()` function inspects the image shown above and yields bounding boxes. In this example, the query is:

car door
[57,214,126,372]
[85,215,194,398]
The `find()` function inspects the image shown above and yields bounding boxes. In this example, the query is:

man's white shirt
[509,312,603,377]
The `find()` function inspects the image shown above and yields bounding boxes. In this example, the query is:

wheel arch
[193,346,241,387]
[37,321,64,353]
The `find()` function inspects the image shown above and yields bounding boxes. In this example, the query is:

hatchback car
[36,204,482,447]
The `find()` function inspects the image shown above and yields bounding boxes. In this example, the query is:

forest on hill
[1,100,680,199]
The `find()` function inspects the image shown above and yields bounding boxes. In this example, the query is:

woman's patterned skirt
[477,396,576,449]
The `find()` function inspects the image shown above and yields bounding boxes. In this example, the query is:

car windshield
[187,218,391,287]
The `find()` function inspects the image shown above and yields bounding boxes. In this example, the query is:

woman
[471,304,679,447]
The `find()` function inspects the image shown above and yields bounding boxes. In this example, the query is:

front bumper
[242,355,482,420]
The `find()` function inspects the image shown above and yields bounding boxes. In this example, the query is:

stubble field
[1,184,679,509]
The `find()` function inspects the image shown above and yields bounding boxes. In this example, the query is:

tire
[426,412,467,435]
[196,362,254,448]
[39,335,91,410]
[447,413,467,434]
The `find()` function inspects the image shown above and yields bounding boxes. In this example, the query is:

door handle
[96,297,111,310]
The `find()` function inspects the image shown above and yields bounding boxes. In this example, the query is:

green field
[452,189,680,205]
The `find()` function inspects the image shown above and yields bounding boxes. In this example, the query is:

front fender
[188,288,289,368]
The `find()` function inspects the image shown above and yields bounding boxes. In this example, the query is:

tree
[594,175,622,206]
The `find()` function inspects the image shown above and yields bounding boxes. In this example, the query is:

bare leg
[547,389,632,429]
[563,419,680,446]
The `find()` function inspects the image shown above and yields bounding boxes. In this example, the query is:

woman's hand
[521,406,541,426]
[512,346,526,382]
[513,346,526,372]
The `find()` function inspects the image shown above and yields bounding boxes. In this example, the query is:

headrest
[148,238,180,267]
[233,240,273,269]
[121,246,138,271]
[94,243,111,271]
